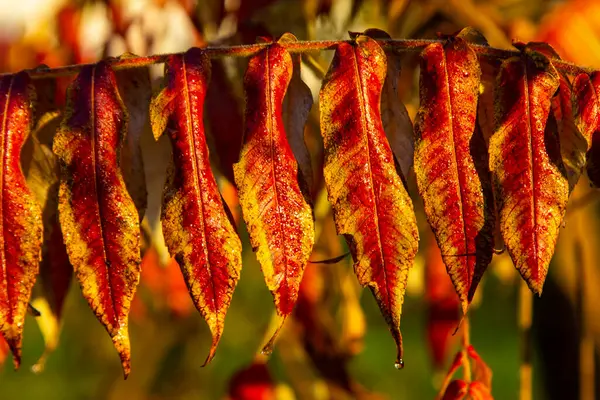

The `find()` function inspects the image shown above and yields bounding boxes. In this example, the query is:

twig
[1,38,594,79]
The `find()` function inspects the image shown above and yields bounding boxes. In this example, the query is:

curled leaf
[150,48,243,365]
[279,33,315,194]
[364,28,414,178]
[26,108,73,373]
[234,41,314,347]
[489,45,567,294]
[53,61,141,378]
[115,59,151,220]
[572,72,600,187]
[414,36,495,313]
[0,72,43,368]
[319,36,419,366]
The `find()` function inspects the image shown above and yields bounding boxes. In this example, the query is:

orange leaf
[489,44,568,294]
[0,72,43,369]
[319,35,419,366]
[53,62,141,378]
[150,48,243,365]
[234,39,314,345]
[414,34,495,313]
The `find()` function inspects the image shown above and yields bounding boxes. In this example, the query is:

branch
[1,38,595,79]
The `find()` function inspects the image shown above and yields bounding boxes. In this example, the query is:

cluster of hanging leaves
[1,25,599,381]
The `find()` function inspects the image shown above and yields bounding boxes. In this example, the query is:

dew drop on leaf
[394,359,404,370]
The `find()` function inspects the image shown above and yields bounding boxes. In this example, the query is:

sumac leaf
[26,110,73,372]
[414,36,495,313]
[364,28,414,178]
[234,40,314,344]
[319,35,419,366]
[150,48,243,365]
[528,42,587,192]
[442,380,468,400]
[53,61,141,377]
[572,72,600,187]
[115,56,151,220]
[279,33,314,194]
[489,46,567,294]
[0,72,43,368]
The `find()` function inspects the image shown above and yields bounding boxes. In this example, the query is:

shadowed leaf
[115,54,151,220]
[364,28,414,178]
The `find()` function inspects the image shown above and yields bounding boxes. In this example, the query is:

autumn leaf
[527,42,588,193]
[53,61,141,378]
[234,38,314,346]
[150,48,243,365]
[319,35,419,366]
[572,72,600,187]
[25,108,73,373]
[205,60,244,183]
[414,34,495,313]
[280,33,315,194]
[115,54,151,220]
[489,44,567,294]
[364,28,414,179]
[228,362,275,400]
[0,72,43,369]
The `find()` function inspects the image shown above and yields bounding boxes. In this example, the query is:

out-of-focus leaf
[115,54,151,220]
[279,33,314,194]
[364,28,414,179]
[489,45,567,294]
[0,72,43,369]
[414,34,494,313]
[425,235,460,369]
[228,362,275,400]
[441,380,468,400]
[467,345,492,388]
[468,381,494,400]
[150,48,242,365]
[319,35,419,367]
[53,62,141,378]
[234,39,314,346]
[0,335,8,366]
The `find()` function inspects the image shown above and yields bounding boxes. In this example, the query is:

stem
[461,316,472,382]
[519,281,533,400]
[2,38,594,79]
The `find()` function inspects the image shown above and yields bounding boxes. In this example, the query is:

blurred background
[1,0,600,398]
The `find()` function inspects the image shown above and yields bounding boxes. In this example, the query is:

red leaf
[228,362,275,400]
[319,35,419,366]
[572,72,600,187]
[442,380,468,400]
[53,62,142,377]
[425,239,461,369]
[150,48,243,365]
[489,45,568,294]
[234,40,314,345]
[414,35,495,313]
[0,72,43,368]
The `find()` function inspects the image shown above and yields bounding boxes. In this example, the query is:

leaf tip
[202,329,223,367]
[260,314,288,358]
[111,329,132,379]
